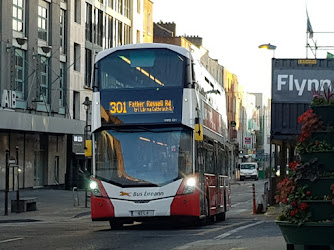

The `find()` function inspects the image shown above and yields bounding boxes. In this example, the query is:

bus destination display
[109,99,174,114]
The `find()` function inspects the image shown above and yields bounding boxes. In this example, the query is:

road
[0,179,286,250]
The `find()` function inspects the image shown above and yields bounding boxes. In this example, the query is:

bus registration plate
[131,210,154,217]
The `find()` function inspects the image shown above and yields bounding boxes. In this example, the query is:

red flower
[315,141,319,145]
[288,161,299,171]
[299,202,308,210]
[290,200,297,207]
[306,191,311,196]
[290,209,299,217]
[290,210,296,216]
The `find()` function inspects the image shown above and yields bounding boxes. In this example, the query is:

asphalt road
[0,179,286,250]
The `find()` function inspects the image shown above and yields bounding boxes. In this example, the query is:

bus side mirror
[194,117,203,141]
[85,140,92,157]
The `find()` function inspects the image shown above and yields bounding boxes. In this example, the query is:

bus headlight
[183,177,196,194]
[89,180,102,196]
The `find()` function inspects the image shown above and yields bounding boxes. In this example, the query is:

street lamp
[258,43,277,57]
[82,96,91,208]
[258,43,277,205]
[82,96,92,162]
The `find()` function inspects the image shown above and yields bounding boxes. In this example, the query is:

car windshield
[241,164,256,170]
[94,127,193,187]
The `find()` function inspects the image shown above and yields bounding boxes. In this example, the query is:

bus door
[204,141,217,216]
[216,144,226,214]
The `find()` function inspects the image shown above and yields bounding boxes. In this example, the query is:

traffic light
[257,157,261,162]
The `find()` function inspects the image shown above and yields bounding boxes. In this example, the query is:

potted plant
[311,88,334,126]
[296,108,334,168]
[275,105,334,248]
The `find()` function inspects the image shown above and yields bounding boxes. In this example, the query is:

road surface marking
[214,221,264,240]
[0,238,24,244]
[195,221,250,235]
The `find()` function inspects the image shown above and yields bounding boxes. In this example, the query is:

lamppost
[259,43,277,205]
[82,96,91,208]
[258,43,277,57]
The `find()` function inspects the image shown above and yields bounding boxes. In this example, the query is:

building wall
[143,0,153,43]
[0,0,84,190]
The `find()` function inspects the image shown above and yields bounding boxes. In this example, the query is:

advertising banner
[272,59,334,103]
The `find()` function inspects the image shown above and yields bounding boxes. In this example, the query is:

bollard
[16,146,20,213]
[4,150,9,216]
[73,187,79,206]
[252,183,257,215]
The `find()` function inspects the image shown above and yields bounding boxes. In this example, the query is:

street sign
[245,137,251,144]
[8,159,16,164]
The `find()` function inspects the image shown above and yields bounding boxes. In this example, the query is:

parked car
[239,162,259,181]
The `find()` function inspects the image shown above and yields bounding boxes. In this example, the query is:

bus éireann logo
[120,191,131,197]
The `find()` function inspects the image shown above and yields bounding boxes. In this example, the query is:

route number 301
[109,101,127,114]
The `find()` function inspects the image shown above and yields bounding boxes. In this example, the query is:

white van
[239,162,259,181]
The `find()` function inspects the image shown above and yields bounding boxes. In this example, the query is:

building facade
[0,0,149,190]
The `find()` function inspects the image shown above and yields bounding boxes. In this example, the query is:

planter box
[312,131,334,146]
[297,178,334,198]
[303,200,334,221]
[300,151,334,171]
[312,105,334,126]
[276,221,334,246]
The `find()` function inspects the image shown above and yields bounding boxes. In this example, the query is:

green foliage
[296,140,334,154]
[276,184,312,226]
[311,88,334,106]
[294,158,324,182]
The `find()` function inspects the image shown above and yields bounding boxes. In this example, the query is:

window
[107,0,113,8]
[136,30,140,43]
[105,14,113,48]
[98,48,187,89]
[85,3,92,42]
[15,49,26,100]
[74,43,80,71]
[117,20,123,46]
[137,0,140,14]
[118,0,123,14]
[94,8,103,46]
[60,9,66,54]
[13,0,25,33]
[38,2,49,41]
[124,0,129,17]
[73,91,80,119]
[147,12,152,35]
[85,49,92,87]
[59,63,66,107]
[124,24,130,45]
[74,0,81,23]
[39,56,49,103]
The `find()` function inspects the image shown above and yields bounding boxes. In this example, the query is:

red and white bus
[89,43,231,228]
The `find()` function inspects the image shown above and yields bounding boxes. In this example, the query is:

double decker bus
[89,43,231,228]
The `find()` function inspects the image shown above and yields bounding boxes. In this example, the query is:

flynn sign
[272,59,334,103]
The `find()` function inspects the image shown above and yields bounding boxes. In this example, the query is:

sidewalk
[0,188,91,223]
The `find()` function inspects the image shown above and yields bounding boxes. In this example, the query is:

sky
[152,0,334,96]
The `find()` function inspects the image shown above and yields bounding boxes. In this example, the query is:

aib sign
[1,90,16,108]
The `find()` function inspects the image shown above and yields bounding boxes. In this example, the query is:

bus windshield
[94,127,193,187]
[97,48,187,89]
